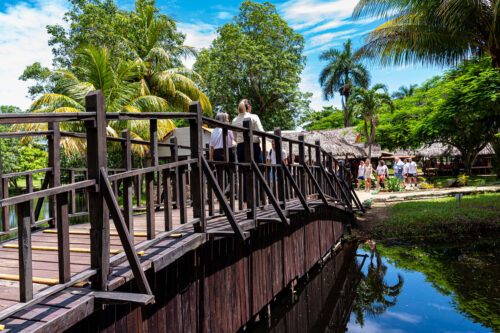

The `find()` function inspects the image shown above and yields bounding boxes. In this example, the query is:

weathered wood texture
[64,205,350,333]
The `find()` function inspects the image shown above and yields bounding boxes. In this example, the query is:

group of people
[209,99,288,206]
[356,157,418,192]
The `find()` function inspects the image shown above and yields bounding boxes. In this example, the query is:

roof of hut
[279,127,382,159]
[387,143,494,159]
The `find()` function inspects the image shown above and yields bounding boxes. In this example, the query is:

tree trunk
[492,137,500,179]
[342,91,352,127]
[461,151,477,176]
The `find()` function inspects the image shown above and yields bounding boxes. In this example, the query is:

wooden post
[146,119,157,240]
[298,135,306,196]
[121,130,133,233]
[274,128,286,209]
[68,170,76,214]
[163,168,172,231]
[315,141,322,193]
[243,119,256,221]
[0,146,8,231]
[85,90,109,291]
[170,137,179,209]
[17,201,32,302]
[26,174,34,225]
[56,192,70,283]
[48,122,60,228]
[189,102,205,232]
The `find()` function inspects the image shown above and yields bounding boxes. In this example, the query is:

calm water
[250,241,500,333]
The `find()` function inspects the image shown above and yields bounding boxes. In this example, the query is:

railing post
[56,192,70,283]
[274,128,286,210]
[315,140,322,193]
[146,119,157,240]
[170,137,179,209]
[68,170,76,215]
[298,135,306,196]
[243,119,256,221]
[17,201,32,302]
[0,145,8,231]
[189,102,205,232]
[85,90,109,291]
[121,130,133,233]
[26,174,34,225]
[48,121,60,228]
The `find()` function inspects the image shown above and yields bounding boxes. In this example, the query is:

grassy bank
[371,193,500,242]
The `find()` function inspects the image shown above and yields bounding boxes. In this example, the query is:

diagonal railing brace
[302,163,329,205]
[250,161,289,225]
[99,168,153,296]
[281,161,310,214]
[201,157,247,241]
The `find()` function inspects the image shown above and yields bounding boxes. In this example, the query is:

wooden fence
[0,90,362,320]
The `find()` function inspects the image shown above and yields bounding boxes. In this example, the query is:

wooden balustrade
[0,89,363,317]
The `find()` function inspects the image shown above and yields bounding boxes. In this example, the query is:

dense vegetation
[194,1,309,130]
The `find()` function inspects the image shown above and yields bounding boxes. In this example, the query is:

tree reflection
[352,241,404,326]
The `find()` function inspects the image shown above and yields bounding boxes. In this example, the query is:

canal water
[250,241,500,332]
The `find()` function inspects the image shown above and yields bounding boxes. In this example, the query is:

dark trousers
[236,142,263,202]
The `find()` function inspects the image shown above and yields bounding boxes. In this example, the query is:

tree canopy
[298,106,361,131]
[376,57,500,175]
[193,1,307,130]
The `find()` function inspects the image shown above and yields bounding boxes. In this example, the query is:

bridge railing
[0,90,363,319]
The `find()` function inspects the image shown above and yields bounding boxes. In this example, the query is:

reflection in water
[351,241,404,327]
[251,240,499,333]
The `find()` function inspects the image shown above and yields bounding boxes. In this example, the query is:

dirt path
[352,202,393,240]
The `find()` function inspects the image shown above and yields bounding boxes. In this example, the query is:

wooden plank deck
[0,198,312,319]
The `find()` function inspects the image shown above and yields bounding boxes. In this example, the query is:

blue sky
[0,0,445,113]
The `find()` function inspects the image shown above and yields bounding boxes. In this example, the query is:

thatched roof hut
[386,143,494,159]
[279,127,382,159]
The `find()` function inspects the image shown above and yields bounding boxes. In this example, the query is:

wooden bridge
[0,90,363,332]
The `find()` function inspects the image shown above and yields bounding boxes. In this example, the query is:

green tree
[353,0,500,69]
[319,39,370,127]
[392,84,417,100]
[415,59,500,175]
[299,106,361,130]
[193,1,306,130]
[349,84,393,158]
[14,46,176,156]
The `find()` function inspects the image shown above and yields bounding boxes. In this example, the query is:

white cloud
[281,0,359,29]
[310,29,357,46]
[0,0,67,110]
[307,20,345,34]
[348,319,405,333]
[385,311,422,324]
[217,11,232,20]
[177,21,217,69]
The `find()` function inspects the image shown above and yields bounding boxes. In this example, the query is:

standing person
[408,158,418,187]
[232,99,264,206]
[267,140,288,187]
[394,157,404,181]
[364,159,374,192]
[403,158,409,186]
[356,160,365,190]
[209,112,234,198]
[376,160,389,190]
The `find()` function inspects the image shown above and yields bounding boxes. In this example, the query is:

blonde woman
[232,99,264,204]
[363,159,374,192]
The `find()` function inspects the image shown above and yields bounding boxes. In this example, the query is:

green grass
[372,193,500,243]
[428,175,498,188]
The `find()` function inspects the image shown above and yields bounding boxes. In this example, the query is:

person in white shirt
[209,112,234,162]
[231,99,264,205]
[266,141,287,186]
[403,158,410,185]
[376,160,389,190]
[363,159,374,192]
[393,157,404,181]
[356,160,365,190]
[408,158,418,186]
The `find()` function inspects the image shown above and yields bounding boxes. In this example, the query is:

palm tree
[348,84,393,158]
[319,40,370,127]
[392,84,417,99]
[352,1,500,70]
[12,45,176,156]
[126,4,212,113]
